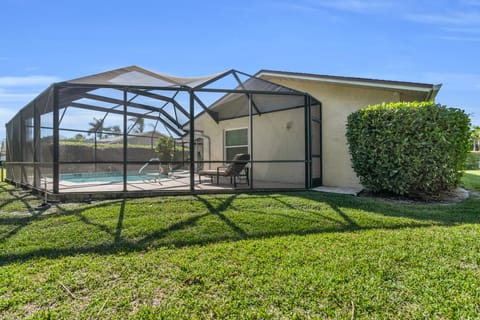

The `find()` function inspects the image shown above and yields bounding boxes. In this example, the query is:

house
[193,70,441,189]
[5,66,441,198]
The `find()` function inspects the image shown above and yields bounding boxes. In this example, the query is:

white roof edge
[257,71,434,93]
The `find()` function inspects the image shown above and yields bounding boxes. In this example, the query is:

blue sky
[1,0,479,142]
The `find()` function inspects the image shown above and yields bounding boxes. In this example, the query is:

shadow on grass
[0,189,480,267]
[0,184,39,212]
[292,191,480,226]
[0,199,126,244]
[0,183,49,242]
[195,194,248,239]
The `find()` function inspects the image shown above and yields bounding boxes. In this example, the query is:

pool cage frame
[5,66,321,199]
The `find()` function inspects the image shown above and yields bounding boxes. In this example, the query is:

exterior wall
[195,107,306,184]
[259,76,429,188]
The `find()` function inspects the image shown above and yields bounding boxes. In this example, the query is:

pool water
[60,172,166,183]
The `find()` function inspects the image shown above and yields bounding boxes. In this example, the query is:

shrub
[155,136,184,162]
[155,136,175,161]
[346,101,471,195]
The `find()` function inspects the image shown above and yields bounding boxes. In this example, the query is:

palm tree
[103,125,121,138]
[110,125,121,134]
[128,116,145,134]
[88,117,105,139]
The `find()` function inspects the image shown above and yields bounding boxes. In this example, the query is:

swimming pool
[60,172,167,183]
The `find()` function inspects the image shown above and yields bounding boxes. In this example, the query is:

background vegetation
[466,151,480,170]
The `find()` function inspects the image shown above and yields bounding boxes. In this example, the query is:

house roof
[256,69,442,100]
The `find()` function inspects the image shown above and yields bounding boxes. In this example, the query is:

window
[224,128,248,161]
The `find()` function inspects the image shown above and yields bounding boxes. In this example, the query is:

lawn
[1,172,480,319]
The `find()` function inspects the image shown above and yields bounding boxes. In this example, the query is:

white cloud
[418,72,480,92]
[434,35,480,42]
[0,107,19,141]
[0,88,37,111]
[278,2,317,13]
[0,75,59,114]
[442,26,480,34]
[275,0,397,14]
[405,11,480,26]
[24,66,40,72]
[312,0,394,12]
[0,107,17,119]
[277,0,480,26]
[0,75,60,87]
[462,0,480,6]
[0,90,37,104]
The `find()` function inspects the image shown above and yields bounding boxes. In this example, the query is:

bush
[346,101,471,195]
[155,136,184,162]
[465,152,480,170]
[155,136,175,161]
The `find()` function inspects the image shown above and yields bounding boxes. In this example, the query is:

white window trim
[224,127,249,161]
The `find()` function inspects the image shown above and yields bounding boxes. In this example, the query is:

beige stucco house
[193,70,441,189]
[6,65,441,198]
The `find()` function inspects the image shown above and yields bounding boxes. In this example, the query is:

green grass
[1,172,480,319]
[466,152,480,170]
[462,169,480,191]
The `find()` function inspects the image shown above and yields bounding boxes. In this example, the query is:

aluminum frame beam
[68,102,183,136]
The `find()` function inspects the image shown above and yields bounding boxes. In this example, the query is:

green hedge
[466,152,480,170]
[346,101,471,195]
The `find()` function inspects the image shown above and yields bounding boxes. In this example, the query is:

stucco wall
[195,76,429,189]
[260,76,428,188]
[195,108,306,184]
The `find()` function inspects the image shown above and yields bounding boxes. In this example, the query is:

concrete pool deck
[32,171,305,201]
[20,172,358,201]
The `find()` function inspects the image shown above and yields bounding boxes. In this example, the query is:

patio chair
[198,153,250,187]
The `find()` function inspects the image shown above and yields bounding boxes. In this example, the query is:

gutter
[256,70,437,93]
[425,84,443,101]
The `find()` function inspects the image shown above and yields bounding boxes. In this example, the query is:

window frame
[224,127,249,161]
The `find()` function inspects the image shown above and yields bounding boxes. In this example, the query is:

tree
[155,136,175,162]
[103,125,121,138]
[73,133,84,141]
[472,125,480,151]
[128,116,145,134]
[87,117,105,139]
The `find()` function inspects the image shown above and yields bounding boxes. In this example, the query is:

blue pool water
[60,172,166,183]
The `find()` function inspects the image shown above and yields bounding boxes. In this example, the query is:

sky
[1,0,479,142]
